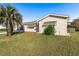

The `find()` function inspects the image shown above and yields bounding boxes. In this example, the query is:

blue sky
[6,3,79,22]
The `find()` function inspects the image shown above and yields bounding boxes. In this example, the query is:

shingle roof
[23,21,37,27]
[23,21,37,25]
[23,14,69,25]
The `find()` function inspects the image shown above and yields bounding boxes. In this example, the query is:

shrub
[44,25,55,35]
[0,29,6,32]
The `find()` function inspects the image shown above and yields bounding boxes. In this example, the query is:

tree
[71,19,79,31]
[44,25,55,35]
[0,4,23,36]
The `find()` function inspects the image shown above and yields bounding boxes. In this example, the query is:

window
[42,21,56,27]
[27,27,34,29]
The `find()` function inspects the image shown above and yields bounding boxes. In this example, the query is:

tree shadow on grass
[13,31,24,35]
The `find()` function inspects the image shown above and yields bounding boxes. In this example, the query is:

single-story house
[23,14,70,36]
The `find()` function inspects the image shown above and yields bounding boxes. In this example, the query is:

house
[0,21,21,32]
[23,14,70,36]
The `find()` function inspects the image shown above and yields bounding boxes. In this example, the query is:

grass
[0,32,78,55]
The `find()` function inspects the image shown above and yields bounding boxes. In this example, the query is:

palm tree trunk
[6,19,13,36]
[10,20,13,35]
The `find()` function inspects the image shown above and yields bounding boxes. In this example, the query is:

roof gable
[38,14,69,22]
[23,14,69,24]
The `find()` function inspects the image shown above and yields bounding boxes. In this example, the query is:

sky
[4,3,79,22]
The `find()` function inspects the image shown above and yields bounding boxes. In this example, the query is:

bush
[0,29,6,32]
[75,28,79,31]
[44,25,55,35]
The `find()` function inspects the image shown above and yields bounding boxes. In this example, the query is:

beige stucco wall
[24,25,36,32]
[38,16,69,36]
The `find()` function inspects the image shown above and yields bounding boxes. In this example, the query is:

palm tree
[0,4,23,36]
[13,12,23,30]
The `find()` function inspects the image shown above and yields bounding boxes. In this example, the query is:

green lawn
[0,32,79,56]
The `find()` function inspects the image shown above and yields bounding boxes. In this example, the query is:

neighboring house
[23,14,70,36]
[0,22,6,29]
[0,21,19,31]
